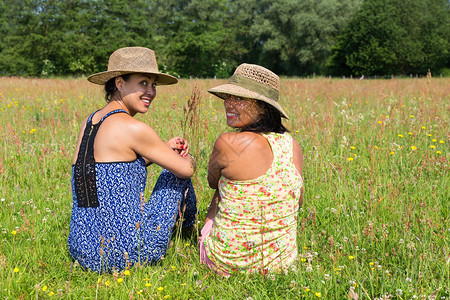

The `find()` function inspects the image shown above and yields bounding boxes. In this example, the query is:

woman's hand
[166,137,189,157]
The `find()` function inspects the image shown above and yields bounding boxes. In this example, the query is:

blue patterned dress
[68,110,197,273]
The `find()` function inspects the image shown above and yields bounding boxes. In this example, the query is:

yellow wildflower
[378,121,382,124]
[145,283,151,287]
[369,262,374,266]
[350,146,355,149]
[347,157,353,161]
[436,151,441,154]
[42,286,48,292]
[410,115,414,118]
[411,146,417,150]
[390,151,395,155]
[11,230,17,235]
[14,267,19,273]
[430,145,435,149]
[48,292,55,296]
[439,140,444,144]
[117,278,123,283]
[164,295,169,299]
[348,256,355,260]
[398,134,403,138]
[158,287,164,291]
[421,126,426,129]
[124,270,130,276]
[408,132,412,135]
[105,280,110,286]
[315,292,322,297]
[432,139,437,142]
[301,258,306,262]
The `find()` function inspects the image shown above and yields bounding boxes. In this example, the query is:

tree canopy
[0,0,448,78]
[327,0,450,76]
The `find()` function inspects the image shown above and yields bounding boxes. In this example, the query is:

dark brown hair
[241,101,288,134]
[104,74,131,102]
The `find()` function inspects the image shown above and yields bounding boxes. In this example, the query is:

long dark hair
[104,74,131,102]
[241,101,289,134]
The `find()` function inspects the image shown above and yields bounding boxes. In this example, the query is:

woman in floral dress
[200,63,304,276]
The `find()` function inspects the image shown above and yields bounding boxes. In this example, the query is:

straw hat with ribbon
[208,63,288,119]
[88,47,178,85]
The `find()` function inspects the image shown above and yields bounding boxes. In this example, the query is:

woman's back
[203,132,303,274]
[211,131,273,181]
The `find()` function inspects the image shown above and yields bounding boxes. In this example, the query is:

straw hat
[87,47,178,85]
[208,63,288,119]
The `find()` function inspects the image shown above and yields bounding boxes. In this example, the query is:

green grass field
[0,76,448,299]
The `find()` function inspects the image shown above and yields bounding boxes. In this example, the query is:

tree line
[0,0,448,78]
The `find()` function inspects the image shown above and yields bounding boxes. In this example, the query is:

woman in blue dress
[68,47,197,273]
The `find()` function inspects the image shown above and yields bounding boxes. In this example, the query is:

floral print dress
[203,132,303,274]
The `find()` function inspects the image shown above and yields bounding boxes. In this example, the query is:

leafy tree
[87,0,161,74]
[0,0,160,76]
[242,0,362,75]
[1,0,447,78]
[328,0,450,76]
[150,0,244,78]
[0,0,42,76]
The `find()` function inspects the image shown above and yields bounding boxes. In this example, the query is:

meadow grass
[0,76,448,299]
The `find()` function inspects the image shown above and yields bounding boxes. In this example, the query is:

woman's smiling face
[223,94,263,128]
[117,73,157,116]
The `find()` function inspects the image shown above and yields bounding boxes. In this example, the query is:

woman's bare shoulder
[101,112,155,134]
[214,131,264,153]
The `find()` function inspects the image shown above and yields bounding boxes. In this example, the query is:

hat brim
[208,83,289,119]
[87,70,178,86]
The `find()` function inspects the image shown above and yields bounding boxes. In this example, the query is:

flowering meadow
[0,76,448,299]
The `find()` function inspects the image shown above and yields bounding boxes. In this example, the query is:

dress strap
[99,109,128,122]
[261,132,293,166]
[87,109,100,124]
[73,109,128,208]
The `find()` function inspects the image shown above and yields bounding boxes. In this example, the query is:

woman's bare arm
[293,138,304,207]
[207,135,228,189]
[127,119,195,178]
[204,189,221,224]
